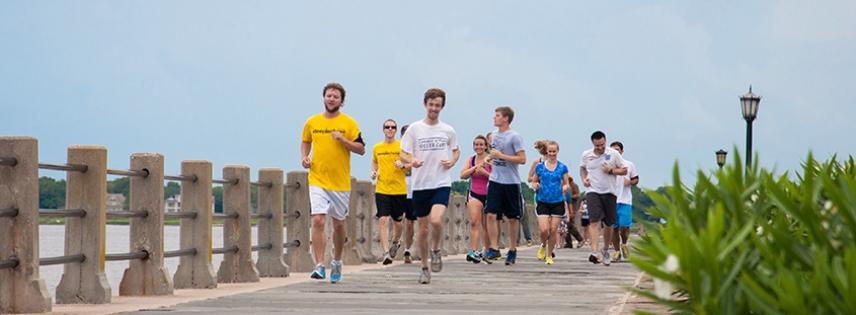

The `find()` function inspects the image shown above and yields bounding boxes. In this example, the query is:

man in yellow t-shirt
[300,82,365,284]
[370,119,408,265]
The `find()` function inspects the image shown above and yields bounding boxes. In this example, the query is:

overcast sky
[3,1,854,190]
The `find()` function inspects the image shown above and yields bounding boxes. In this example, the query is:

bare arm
[370,160,379,180]
[460,156,475,179]
[331,131,365,155]
[441,148,460,170]
[580,166,589,187]
[527,159,539,183]
[301,141,312,169]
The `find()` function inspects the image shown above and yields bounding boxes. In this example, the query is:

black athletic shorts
[375,193,408,222]
[484,182,522,220]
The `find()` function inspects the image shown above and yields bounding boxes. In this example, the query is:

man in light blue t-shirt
[483,106,527,266]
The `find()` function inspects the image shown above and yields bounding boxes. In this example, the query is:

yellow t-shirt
[372,140,407,195]
[301,113,362,191]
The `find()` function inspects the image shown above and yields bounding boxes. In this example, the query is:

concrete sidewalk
[44,245,669,315]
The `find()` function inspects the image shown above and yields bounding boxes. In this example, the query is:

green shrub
[632,152,856,314]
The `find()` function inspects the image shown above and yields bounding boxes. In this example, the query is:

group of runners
[301,82,639,284]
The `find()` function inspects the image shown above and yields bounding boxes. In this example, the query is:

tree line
[38,177,665,221]
[38,176,267,213]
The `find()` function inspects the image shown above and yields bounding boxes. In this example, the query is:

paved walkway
[46,245,669,315]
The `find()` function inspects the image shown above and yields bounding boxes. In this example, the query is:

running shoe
[621,244,630,259]
[545,256,554,265]
[310,263,326,280]
[403,250,413,264]
[612,251,621,263]
[601,248,611,266]
[430,249,443,272]
[527,239,533,247]
[389,241,400,258]
[537,245,547,260]
[505,250,517,265]
[418,267,430,284]
[466,250,481,264]
[490,249,503,261]
[383,253,393,265]
[330,261,342,283]
[588,251,601,264]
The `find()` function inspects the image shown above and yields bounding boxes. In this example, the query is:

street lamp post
[715,149,728,169]
[740,86,761,168]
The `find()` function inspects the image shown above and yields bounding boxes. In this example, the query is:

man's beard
[325,104,341,113]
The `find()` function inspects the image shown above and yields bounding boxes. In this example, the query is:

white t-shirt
[400,120,459,191]
[580,147,626,195]
[615,160,637,204]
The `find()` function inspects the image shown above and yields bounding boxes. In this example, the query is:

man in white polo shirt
[579,131,626,266]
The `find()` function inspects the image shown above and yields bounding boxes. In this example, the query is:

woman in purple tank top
[460,135,491,263]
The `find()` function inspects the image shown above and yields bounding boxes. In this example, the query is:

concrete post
[255,168,289,277]
[440,196,457,255]
[217,165,260,283]
[353,180,375,264]
[0,136,52,313]
[451,196,468,254]
[341,178,366,265]
[526,205,539,245]
[284,171,314,273]
[56,145,111,304]
[119,153,173,296]
[173,160,217,289]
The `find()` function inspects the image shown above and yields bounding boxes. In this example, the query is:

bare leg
[405,219,415,250]
[430,205,446,251]
[468,200,483,251]
[602,225,614,252]
[311,214,327,264]
[546,217,560,257]
[486,213,499,250]
[537,216,550,246]
[417,216,430,269]
[392,220,403,244]
[611,224,621,252]
[481,213,491,251]
[378,216,390,252]
[508,218,519,252]
[331,218,346,261]
[588,221,601,251]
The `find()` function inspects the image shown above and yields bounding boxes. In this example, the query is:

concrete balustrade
[56,145,112,304]
[1,137,548,313]
[284,171,314,273]
[342,179,369,265]
[217,165,260,283]
[119,153,173,296]
[174,161,217,289]
[255,168,289,277]
[0,136,52,313]
[525,205,539,245]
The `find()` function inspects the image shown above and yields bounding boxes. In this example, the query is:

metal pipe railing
[39,254,85,266]
[39,209,86,218]
[105,251,149,261]
[38,162,87,173]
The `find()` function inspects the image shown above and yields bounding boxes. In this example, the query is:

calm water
[38,225,262,301]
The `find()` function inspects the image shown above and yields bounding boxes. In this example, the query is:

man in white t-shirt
[579,131,626,266]
[609,141,639,263]
[400,88,460,284]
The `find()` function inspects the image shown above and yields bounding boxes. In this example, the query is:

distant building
[106,194,126,211]
[165,194,215,213]
[165,194,181,213]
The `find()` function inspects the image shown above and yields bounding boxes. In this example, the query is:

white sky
[3,1,855,190]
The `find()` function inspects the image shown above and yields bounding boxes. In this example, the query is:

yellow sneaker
[537,245,547,260]
[612,251,621,263]
[621,244,630,259]
[545,256,554,265]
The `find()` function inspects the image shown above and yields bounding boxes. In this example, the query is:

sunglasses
[383,125,397,130]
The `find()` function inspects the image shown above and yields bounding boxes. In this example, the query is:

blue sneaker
[505,250,517,265]
[330,261,342,283]
[311,264,326,280]
[466,250,481,264]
